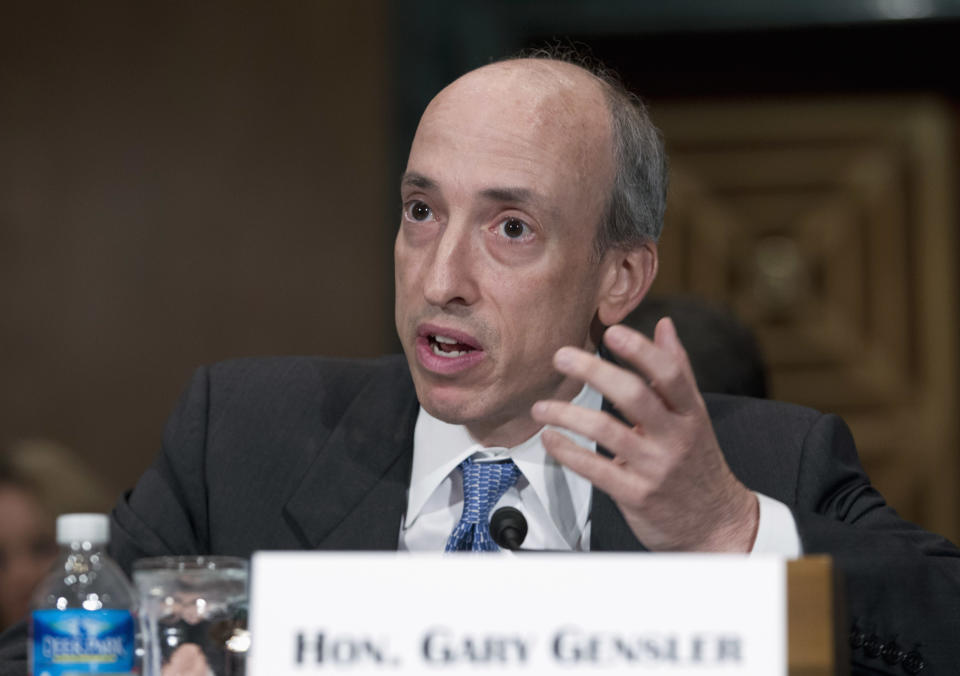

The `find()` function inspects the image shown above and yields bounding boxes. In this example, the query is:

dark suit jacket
[1,354,958,675]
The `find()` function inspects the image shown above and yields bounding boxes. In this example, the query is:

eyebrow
[400,171,437,191]
[479,186,536,205]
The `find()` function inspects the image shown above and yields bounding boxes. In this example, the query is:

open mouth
[428,334,477,358]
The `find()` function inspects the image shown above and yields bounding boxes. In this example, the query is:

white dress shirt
[398,384,801,556]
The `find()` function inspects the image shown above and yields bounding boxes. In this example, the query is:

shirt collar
[404,383,602,539]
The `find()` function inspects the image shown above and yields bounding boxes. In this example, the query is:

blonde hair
[2,439,114,518]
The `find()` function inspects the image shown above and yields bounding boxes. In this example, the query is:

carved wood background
[649,98,959,542]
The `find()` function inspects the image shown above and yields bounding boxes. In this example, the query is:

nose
[422,220,479,309]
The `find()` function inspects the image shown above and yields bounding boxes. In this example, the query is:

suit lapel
[590,486,647,552]
[589,392,648,552]
[283,360,418,550]
[280,353,648,552]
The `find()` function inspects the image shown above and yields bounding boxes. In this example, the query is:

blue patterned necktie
[445,457,520,552]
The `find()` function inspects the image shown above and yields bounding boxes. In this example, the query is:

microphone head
[490,506,528,550]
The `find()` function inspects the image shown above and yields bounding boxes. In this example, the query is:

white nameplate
[248,552,785,675]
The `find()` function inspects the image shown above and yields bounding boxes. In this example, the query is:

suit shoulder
[703,392,824,432]
[206,354,408,393]
[702,393,848,493]
[197,354,412,426]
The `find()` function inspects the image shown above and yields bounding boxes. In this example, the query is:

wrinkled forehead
[412,60,614,185]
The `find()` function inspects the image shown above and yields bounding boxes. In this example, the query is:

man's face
[394,61,617,446]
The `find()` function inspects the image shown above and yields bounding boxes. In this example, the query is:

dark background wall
[3,0,960,537]
[1,0,396,495]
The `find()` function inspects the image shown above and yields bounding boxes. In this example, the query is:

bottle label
[31,609,135,675]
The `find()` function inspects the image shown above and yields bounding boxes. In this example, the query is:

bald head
[433,58,611,135]
[414,57,667,254]
[411,59,616,238]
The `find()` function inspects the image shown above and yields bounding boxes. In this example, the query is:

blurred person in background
[623,295,768,399]
[0,440,113,631]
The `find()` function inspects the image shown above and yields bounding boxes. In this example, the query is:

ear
[596,241,658,326]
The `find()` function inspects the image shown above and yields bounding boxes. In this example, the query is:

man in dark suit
[2,54,958,675]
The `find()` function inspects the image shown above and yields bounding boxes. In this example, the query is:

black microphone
[490,507,528,551]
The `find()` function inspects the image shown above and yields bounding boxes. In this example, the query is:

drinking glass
[133,556,249,676]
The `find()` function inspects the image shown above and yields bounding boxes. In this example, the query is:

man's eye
[498,218,531,239]
[405,200,433,222]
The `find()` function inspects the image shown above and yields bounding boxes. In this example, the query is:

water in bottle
[29,513,138,675]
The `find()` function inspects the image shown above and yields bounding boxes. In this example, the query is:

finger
[163,644,210,676]
[531,399,654,465]
[541,429,651,506]
[653,318,701,411]
[603,322,700,414]
[552,346,667,425]
[654,316,686,359]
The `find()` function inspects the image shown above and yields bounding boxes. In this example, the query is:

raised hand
[531,318,758,552]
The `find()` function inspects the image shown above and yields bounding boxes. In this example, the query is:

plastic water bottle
[29,513,138,675]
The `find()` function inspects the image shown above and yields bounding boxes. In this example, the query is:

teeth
[431,343,467,358]
[434,335,457,344]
